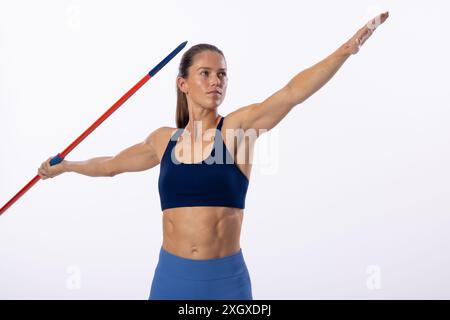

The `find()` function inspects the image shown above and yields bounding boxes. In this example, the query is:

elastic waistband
[156,246,248,281]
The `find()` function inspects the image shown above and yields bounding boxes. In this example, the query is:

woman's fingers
[380,11,389,24]
[367,11,389,33]
[358,27,373,47]
[44,157,51,170]
[356,11,389,50]
[38,157,54,179]
[38,168,47,179]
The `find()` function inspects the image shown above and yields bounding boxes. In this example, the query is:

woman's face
[177,50,228,110]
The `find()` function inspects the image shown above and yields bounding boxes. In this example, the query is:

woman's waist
[162,234,241,260]
[155,245,248,281]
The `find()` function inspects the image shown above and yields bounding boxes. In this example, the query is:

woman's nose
[211,74,222,85]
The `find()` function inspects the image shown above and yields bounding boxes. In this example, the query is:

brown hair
[175,43,225,128]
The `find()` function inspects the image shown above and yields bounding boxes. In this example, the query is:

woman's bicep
[106,129,162,176]
[227,85,295,135]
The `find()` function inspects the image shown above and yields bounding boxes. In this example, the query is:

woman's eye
[200,71,226,77]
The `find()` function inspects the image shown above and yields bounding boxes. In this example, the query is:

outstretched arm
[38,127,163,179]
[234,11,389,134]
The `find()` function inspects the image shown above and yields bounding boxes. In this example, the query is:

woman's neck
[185,113,220,141]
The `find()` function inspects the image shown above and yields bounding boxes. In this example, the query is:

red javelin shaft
[0,41,188,216]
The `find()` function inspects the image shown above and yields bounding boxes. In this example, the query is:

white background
[1,0,449,299]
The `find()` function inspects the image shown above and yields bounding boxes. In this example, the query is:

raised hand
[345,11,389,55]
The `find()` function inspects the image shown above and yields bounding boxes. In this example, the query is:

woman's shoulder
[144,126,176,146]
[152,126,178,142]
[162,126,179,138]
[156,126,182,146]
[144,126,179,161]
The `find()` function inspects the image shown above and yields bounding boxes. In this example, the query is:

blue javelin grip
[49,153,64,166]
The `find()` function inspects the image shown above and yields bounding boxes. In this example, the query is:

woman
[37,12,389,299]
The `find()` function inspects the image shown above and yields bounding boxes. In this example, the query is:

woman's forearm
[287,44,351,105]
[63,156,113,177]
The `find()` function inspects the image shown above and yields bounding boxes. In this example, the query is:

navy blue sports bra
[158,116,249,211]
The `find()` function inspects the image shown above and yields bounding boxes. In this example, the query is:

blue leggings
[149,246,253,300]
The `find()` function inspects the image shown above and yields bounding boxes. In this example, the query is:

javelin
[0,41,188,216]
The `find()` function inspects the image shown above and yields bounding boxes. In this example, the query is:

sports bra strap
[171,128,184,142]
[217,116,225,131]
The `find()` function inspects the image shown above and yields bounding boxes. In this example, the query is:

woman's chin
[204,101,221,109]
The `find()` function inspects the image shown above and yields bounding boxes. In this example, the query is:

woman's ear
[177,76,188,94]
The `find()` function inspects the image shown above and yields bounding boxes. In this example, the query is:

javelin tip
[177,41,188,53]
[148,41,189,77]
